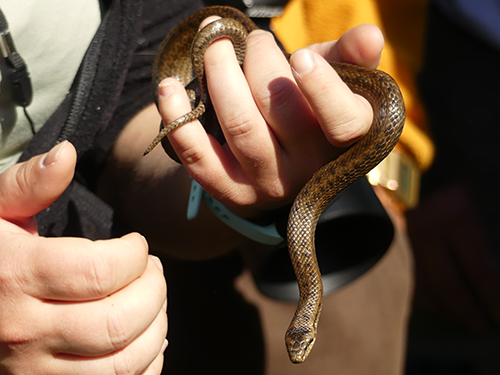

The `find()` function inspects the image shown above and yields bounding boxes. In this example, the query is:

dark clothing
[20,0,204,239]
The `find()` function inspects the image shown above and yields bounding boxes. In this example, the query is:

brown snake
[144,6,405,364]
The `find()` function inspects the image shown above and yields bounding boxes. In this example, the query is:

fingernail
[162,338,169,353]
[158,80,175,99]
[42,141,68,167]
[152,255,164,272]
[199,16,221,30]
[291,49,314,76]
[138,233,148,245]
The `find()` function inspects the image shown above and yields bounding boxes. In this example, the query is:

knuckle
[236,179,287,207]
[328,117,365,147]
[324,99,372,148]
[0,300,37,351]
[112,350,136,375]
[261,180,287,202]
[177,143,206,165]
[0,318,33,345]
[107,308,131,351]
[222,111,255,139]
[247,29,275,49]
[84,252,115,297]
[267,78,299,113]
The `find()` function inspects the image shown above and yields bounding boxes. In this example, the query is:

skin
[1,19,385,373]
[0,142,167,374]
[98,22,383,260]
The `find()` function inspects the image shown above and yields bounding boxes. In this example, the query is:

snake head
[285,327,317,364]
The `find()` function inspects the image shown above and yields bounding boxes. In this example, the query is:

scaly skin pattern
[144,6,406,364]
[144,6,257,155]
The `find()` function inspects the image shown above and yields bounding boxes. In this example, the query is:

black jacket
[20,0,203,239]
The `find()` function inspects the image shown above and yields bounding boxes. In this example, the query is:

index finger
[20,232,149,300]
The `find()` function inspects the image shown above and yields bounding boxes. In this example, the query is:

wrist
[188,179,285,245]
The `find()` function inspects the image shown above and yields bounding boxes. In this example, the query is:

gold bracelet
[367,148,421,210]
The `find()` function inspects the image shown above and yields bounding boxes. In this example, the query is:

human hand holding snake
[145,6,404,363]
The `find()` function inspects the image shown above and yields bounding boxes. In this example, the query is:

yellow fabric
[271,0,434,170]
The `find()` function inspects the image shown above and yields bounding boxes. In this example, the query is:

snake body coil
[145,6,405,364]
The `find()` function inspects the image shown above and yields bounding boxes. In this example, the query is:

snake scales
[144,6,405,364]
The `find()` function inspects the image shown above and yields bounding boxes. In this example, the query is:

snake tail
[145,6,258,157]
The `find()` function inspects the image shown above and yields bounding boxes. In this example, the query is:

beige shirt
[0,0,100,172]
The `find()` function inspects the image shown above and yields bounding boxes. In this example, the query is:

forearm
[97,104,248,259]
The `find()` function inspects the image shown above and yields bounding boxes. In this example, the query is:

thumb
[0,141,77,225]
